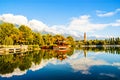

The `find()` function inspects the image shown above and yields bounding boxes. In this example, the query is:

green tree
[19,25,33,44]
[3,36,13,45]
[42,34,53,45]
[33,33,44,46]
[0,22,19,44]
[66,36,75,47]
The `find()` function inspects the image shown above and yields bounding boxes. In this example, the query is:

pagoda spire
[84,32,87,42]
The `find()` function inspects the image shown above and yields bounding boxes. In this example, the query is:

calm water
[0,47,120,80]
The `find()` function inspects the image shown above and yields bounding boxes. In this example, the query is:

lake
[0,47,120,80]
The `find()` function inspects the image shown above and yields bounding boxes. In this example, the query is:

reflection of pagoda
[84,50,87,57]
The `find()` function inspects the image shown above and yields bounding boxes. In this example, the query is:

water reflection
[77,47,120,54]
[0,47,120,80]
[0,49,74,77]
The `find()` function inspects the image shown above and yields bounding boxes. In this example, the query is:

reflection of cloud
[0,68,27,78]
[112,63,120,69]
[29,58,63,71]
[68,51,83,60]
[63,51,120,74]
[67,57,108,74]
[100,73,116,78]
[112,62,120,66]
[29,59,49,71]
[0,58,55,78]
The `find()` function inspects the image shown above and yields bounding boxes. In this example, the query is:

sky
[0,0,120,39]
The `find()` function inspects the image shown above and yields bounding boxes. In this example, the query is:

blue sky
[0,0,120,39]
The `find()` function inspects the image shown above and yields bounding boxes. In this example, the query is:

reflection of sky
[88,51,120,63]
[0,58,60,78]
[0,50,120,79]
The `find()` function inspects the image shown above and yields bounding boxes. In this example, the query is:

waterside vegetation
[0,22,120,49]
[0,22,75,48]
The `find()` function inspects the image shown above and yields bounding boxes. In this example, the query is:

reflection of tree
[0,62,14,74]
[0,55,18,74]
[0,47,119,76]
[19,56,32,71]
[55,52,67,61]
[105,47,120,54]
[32,50,43,65]
[43,50,52,60]
[77,47,120,54]
[41,49,74,61]
[0,49,74,75]
[66,48,74,56]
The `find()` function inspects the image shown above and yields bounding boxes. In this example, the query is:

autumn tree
[33,32,44,46]
[0,22,19,44]
[19,25,33,44]
[66,36,75,47]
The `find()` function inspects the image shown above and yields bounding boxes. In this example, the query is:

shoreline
[79,45,120,47]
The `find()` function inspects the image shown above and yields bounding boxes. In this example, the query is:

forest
[77,37,120,45]
[0,22,74,47]
[0,22,120,47]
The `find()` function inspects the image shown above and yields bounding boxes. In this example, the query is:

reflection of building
[84,50,87,57]
[55,50,68,61]
[57,53,67,61]
[84,32,87,42]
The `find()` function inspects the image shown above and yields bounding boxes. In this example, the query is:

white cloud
[96,8,120,17]
[110,19,120,27]
[68,15,109,32]
[97,12,114,17]
[0,13,120,39]
[0,14,28,25]
[49,25,67,34]
[28,19,48,32]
